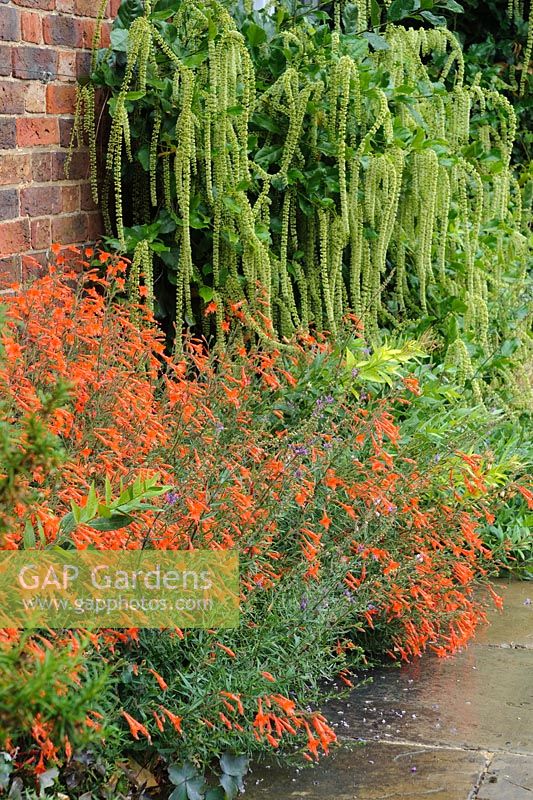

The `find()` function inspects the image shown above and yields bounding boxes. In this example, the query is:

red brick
[87,210,103,240]
[74,0,101,16]
[0,219,30,257]
[43,15,83,47]
[0,153,31,185]
[0,255,21,287]
[0,7,20,41]
[16,116,59,146]
[0,118,17,149]
[0,80,26,113]
[53,150,88,181]
[30,217,51,249]
[31,151,53,181]
[109,0,120,16]
[13,46,57,80]
[21,184,61,215]
[25,80,46,112]
[21,11,42,43]
[52,212,88,244]
[61,184,79,212]
[0,188,19,220]
[12,0,54,10]
[80,181,97,211]
[46,83,76,114]
[75,49,91,76]
[55,0,75,12]
[57,49,76,80]
[0,45,12,77]
[59,116,74,146]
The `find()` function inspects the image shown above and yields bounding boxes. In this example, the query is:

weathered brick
[0,188,19,220]
[21,11,42,43]
[52,212,88,243]
[31,151,53,181]
[0,153,31,185]
[0,45,12,77]
[0,255,21,287]
[16,116,59,146]
[80,181,97,211]
[0,80,26,113]
[74,0,101,16]
[0,218,30,257]
[0,6,20,41]
[87,210,102,240]
[59,116,74,146]
[0,117,17,149]
[46,82,76,114]
[13,46,57,80]
[24,80,46,112]
[43,15,83,47]
[61,184,79,212]
[58,49,76,80]
[12,0,54,10]
[55,0,75,12]
[21,184,62,216]
[109,0,120,17]
[75,49,91,76]
[53,149,87,181]
[30,216,51,249]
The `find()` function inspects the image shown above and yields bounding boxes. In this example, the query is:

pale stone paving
[244,581,533,799]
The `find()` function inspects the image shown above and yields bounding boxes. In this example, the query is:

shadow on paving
[244,580,533,799]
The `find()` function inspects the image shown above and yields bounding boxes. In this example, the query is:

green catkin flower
[150,109,162,207]
[519,2,533,95]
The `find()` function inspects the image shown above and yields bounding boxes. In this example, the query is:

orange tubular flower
[121,711,152,743]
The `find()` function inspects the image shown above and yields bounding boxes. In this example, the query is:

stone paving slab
[477,753,533,799]
[246,742,487,799]
[477,580,533,649]
[325,647,533,754]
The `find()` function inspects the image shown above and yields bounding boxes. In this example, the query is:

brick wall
[0,0,118,286]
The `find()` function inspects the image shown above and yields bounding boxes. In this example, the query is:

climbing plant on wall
[72,0,532,407]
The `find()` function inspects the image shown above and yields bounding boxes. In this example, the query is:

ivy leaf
[361,31,390,50]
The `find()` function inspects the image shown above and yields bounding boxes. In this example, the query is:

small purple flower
[411,766,417,773]
[351,368,359,378]
[415,553,425,563]
[166,491,179,506]
[323,441,333,450]
[292,444,309,456]
[300,595,309,611]
[215,421,225,433]
[524,598,531,606]
[324,395,334,404]
[362,347,372,356]
[434,454,441,463]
